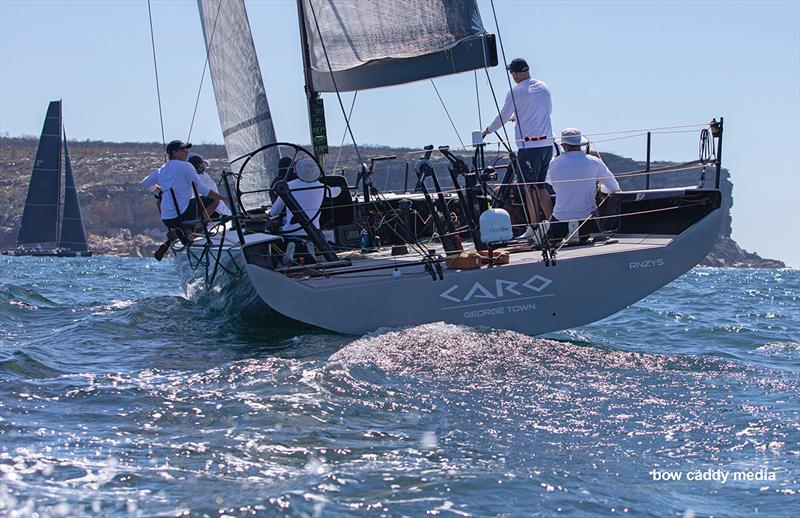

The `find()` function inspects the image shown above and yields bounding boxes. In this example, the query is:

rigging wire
[482,67,533,226]
[187,0,224,142]
[430,80,465,148]
[304,2,430,261]
[474,70,482,131]
[147,0,166,155]
[487,0,551,255]
[586,123,709,138]
[331,92,358,175]
[305,0,364,165]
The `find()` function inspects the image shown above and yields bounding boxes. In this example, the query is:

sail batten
[300,0,497,92]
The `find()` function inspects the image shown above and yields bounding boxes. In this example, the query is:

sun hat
[560,128,589,147]
[295,157,321,183]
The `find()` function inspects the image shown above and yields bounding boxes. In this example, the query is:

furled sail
[59,130,89,252]
[17,101,62,246]
[197,0,278,210]
[299,0,497,92]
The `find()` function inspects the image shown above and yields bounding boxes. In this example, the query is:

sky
[0,0,798,267]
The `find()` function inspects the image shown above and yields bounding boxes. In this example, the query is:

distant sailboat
[4,101,92,257]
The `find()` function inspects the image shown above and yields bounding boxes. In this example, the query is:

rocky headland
[0,137,785,268]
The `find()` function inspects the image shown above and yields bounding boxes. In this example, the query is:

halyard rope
[146,0,166,155]
[188,0,224,142]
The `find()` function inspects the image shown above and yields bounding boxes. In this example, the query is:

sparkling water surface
[1,256,798,516]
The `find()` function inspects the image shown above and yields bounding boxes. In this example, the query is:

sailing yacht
[164,0,724,335]
[4,101,92,257]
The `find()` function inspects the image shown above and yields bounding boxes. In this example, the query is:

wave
[0,349,66,379]
[0,283,61,312]
[331,322,737,378]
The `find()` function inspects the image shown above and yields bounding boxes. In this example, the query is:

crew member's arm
[205,190,226,202]
[140,170,159,189]
[482,90,516,138]
[187,168,228,202]
[596,162,621,193]
[268,197,285,218]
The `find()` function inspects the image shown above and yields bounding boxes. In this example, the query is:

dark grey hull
[244,208,721,335]
[175,193,722,336]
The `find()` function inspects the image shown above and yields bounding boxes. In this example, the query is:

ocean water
[0,256,798,517]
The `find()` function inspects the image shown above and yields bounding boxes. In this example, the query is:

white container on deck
[479,208,513,243]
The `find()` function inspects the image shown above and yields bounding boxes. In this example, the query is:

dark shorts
[162,196,213,229]
[517,146,553,186]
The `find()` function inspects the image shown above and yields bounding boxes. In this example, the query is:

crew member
[188,154,231,217]
[268,157,325,236]
[140,140,227,260]
[481,57,554,227]
[545,128,620,240]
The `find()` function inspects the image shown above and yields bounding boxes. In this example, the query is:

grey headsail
[17,100,62,246]
[197,0,278,211]
[299,0,498,92]
[58,129,89,252]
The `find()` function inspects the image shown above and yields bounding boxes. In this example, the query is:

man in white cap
[268,156,326,236]
[481,57,554,226]
[545,128,620,233]
[140,140,229,260]
[268,156,344,265]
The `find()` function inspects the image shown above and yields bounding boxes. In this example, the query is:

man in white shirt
[188,154,231,217]
[140,140,227,260]
[545,128,620,239]
[268,157,326,236]
[482,58,554,226]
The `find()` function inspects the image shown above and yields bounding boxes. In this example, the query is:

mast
[56,101,63,245]
[296,0,328,163]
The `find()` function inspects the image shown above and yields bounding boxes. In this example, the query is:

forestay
[300,0,497,92]
[197,0,277,210]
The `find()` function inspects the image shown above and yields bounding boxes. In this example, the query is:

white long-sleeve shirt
[195,172,231,216]
[545,151,621,221]
[486,78,553,149]
[140,160,211,219]
[268,178,325,236]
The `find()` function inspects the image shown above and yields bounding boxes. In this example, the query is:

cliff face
[0,138,230,256]
[0,137,785,267]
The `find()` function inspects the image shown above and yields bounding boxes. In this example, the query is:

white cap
[295,157,321,183]
[561,128,589,146]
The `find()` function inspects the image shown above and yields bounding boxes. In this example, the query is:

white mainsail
[299,0,496,92]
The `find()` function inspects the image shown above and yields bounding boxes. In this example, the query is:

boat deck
[337,233,675,266]
[253,233,679,289]
[189,231,676,277]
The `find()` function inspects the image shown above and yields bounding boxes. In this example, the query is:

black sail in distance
[58,129,88,252]
[17,101,62,246]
